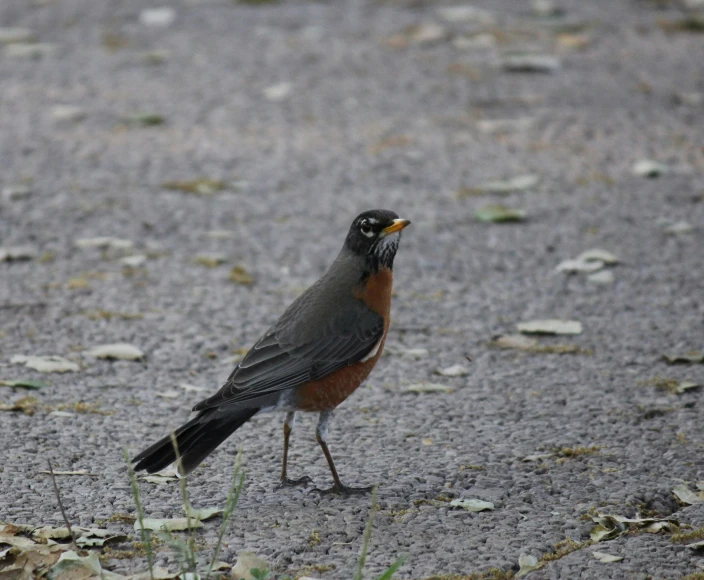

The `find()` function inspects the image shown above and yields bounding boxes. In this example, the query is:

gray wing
[192,300,384,411]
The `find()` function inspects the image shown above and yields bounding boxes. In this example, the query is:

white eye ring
[360,220,374,237]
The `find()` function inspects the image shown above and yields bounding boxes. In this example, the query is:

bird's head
[343,209,411,271]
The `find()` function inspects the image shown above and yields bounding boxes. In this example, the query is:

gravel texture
[1,0,704,578]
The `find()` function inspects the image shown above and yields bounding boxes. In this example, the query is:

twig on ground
[46,459,78,551]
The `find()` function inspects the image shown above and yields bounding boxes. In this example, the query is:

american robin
[133,209,410,495]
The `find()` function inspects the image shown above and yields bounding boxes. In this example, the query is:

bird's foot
[276,475,312,490]
[313,483,374,496]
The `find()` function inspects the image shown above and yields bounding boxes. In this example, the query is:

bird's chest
[294,268,393,411]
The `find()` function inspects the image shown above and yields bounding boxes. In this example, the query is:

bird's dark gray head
[343,209,411,271]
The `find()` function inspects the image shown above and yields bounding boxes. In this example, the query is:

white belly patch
[360,337,383,362]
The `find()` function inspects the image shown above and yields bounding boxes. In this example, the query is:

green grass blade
[374,556,406,580]
[169,432,198,575]
[353,485,379,580]
[123,447,154,580]
[206,449,245,580]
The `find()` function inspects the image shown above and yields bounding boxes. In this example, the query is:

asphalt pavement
[1,0,704,578]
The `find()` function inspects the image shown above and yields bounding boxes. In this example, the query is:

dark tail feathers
[132,408,257,475]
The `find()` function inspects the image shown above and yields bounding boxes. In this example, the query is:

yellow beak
[381,218,411,236]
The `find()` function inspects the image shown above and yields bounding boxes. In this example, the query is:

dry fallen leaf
[501,53,561,73]
[179,383,208,393]
[184,504,223,521]
[86,343,145,361]
[673,484,704,504]
[0,395,38,415]
[450,498,494,512]
[632,159,669,177]
[0,245,38,261]
[663,351,704,365]
[122,112,166,127]
[592,551,624,563]
[476,174,539,195]
[405,383,453,394]
[75,237,133,250]
[590,513,677,542]
[134,518,203,532]
[522,452,556,462]
[229,266,254,285]
[577,249,619,265]
[517,319,583,335]
[11,355,79,373]
[516,553,540,577]
[475,204,526,223]
[141,465,180,484]
[436,5,495,24]
[162,178,225,195]
[37,470,98,477]
[231,551,269,580]
[435,364,469,377]
[556,259,604,274]
[490,334,539,350]
[0,27,37,44]
[0,378,49,389]
[194,253,228,267]
[587,270,614,285]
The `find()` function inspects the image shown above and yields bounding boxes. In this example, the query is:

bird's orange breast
[294,267,393,411]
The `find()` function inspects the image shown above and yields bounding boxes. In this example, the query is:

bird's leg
[313,410,373,496]
[276,412,311,489]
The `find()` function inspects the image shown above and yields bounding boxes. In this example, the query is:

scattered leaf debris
[449,498,495,512]
[134,518,203,532]
[122,113,166,126]
[590,513,678,542]
[231,551,269,580]
[194,253,229,267]
[85,343,145,361]
[11,355,79,373]
[435,364,469,377]
[517,319,583,335]
[501,53,561,73]
[0,27,37,44]
[673,484,704,505]
[592,551,624,563]
[75,237,133,251]
[229,265,254,285]
[490,334,586,355]
[632,159,669,177]
[0,245,38,262]
[517,553,540,577]
[663,351,704,365]
[162,179,226,195]
[37,470,98,477]
[643,377,700,394]
[475,204,526,223]
[657,15,704,34]
[662,220,694,235]
[385,22,446,48]
[183,504,223,521]
[0,395,38,415]
[405,383,453,394]
[0,378,49,389]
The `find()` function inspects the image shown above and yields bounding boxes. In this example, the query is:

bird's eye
[359,220,374,237]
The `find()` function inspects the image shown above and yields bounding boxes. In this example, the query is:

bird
[132,209,411,495]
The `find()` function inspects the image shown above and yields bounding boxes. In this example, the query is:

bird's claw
[276,475,312,490]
